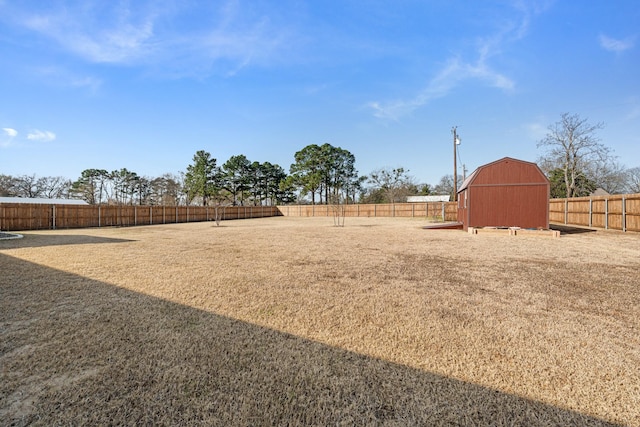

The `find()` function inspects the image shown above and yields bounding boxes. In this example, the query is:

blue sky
[1,0,638,186]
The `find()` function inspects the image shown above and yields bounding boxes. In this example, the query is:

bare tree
[626,167,640,193]
[329,193,346,227]
[37,176,72,199]
[537,113,610,198]
[367,167,415,203]
[209,185,232,226]
[13,175,40,198]
[0,174,18,196]
[586,158,628,194]
[150,173,183,205]
[433,174,463,199]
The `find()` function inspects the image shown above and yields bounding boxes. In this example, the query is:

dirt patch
[1,217,638,425]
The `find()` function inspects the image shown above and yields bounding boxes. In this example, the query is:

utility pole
[452,127,460,201]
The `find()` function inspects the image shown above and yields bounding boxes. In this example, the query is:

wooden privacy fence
[0,202,457,231]
[549,193,640,232]
[5,196,639,232]
[0,204,280,231]
[277,202,458,220]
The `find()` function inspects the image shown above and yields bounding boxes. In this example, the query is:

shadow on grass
[550,224,598,235]
[0,234,135,249]
[0,253,620,426]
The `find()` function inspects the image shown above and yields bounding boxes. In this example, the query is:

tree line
[0,143,430,206]
[2,113,639,204]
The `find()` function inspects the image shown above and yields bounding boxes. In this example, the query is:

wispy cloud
[368,57,515,121]
[599,34,635,53]
[22,3,158,64]
[10,1,294,78]
[368,1,550,121]
[1,127,58,146]
[32,66,103,92]
[1,127,18,147]
[368,55,516,121]
[27,130,56,142]
[3,127,17,137]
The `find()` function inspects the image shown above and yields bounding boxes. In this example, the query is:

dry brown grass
[1,217,639,426]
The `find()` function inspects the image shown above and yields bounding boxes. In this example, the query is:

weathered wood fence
[0,204,280,231]
[549,193,640,232]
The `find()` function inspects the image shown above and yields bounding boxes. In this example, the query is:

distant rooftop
[0,197,88,205]
[407,195,451,203]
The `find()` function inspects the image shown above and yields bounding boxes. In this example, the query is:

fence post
[98,205,101,227]
[134,206,137,226]
[564,199,568,225]
[589,198,592,227]
[441,202,445,221]
[622,196,626,232]
[52,205,56,230]
[605,198,609,230]
[150,206,153,225]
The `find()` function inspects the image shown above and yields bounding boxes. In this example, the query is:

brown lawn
[1,217,639,426]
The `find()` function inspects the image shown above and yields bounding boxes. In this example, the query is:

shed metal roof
[407,195,451,202]
[457,157,546,193]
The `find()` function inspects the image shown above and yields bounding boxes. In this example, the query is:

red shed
[457,157,550,231]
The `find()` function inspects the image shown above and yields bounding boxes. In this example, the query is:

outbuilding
[456,157,550,231]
